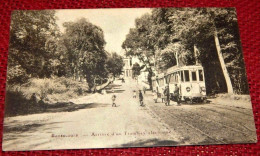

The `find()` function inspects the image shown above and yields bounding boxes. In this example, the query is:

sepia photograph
[2,8,257,151]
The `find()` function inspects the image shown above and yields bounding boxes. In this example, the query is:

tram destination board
[2,8,257,151]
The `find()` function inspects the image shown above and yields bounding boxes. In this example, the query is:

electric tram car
[152,65,207,103]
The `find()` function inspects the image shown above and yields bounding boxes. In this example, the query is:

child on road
[153,90,158,103]
[133,90,137,98]
[139,90,144,106]
[111,90,116,107]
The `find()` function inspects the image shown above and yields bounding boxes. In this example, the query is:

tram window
[162,79,165,86]
[175,72,178,82]
[176,73,179,83]
[199,70,203,81]
[184,70,190,82]
[159,79,164,86]
[165,76,169,84]
[192,71,197,81]
[180,71,184,82]
[152,80,156,86]
[169,74,174,83]
[167,75,171,83]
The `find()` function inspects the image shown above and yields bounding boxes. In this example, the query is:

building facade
[123,57,132,78]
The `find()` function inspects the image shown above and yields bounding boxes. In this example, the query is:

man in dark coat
[174,84,180,105]
[139,90,144,106]
[164,85,170,106]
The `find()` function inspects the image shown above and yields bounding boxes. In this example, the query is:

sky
[55,8,151,55]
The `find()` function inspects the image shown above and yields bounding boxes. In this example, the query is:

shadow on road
[103,83,125,94]
[179,100,211,106]
[119,138,179,147]
[4,123,43,133]
[6,101,110,117]
[4,121,72,133]
[42,102,110,114]
[106,89,125,94]
[3,121,69,144]
[105,84,122,89]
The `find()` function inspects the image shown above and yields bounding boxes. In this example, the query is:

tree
[207,9,235,94]
[8,10,58,82]
[106,52,124,78]
[159,42,192,69]
[132,62,142,78]
[122,14,155,89]
[163,8,244,94]
[62,18,107,90]
[123,8,248,94]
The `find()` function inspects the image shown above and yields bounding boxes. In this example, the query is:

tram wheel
[203,98,208,103]
[187,99,193,104]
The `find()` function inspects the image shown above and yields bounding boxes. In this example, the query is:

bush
[5,90,41,116]
[5,77,89,116]
[7,65,29,84]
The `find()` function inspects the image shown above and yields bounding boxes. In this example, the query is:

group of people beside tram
[153,84,181,106]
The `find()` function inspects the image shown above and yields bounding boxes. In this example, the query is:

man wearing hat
[164,85,170,106]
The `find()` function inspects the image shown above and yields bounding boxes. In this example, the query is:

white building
[137,66,150,88]
[122,54,150,87]
[123,57,132,77]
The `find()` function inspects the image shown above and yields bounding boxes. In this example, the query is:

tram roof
[166,65,203,74]
[152,65,203,80]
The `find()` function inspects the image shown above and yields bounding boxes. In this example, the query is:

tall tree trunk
[174,51,179,66]
[214,29,234,94]
[147,69,153,90]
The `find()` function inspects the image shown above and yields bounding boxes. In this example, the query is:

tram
[152,65,207,103]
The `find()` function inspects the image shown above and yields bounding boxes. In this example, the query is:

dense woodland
[6,10,125,116]
[7,8,249,96]
[8,10,124,90]
[4,9,250,116]
[122,8,249,94]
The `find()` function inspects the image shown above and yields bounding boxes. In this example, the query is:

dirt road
[144,94,257,145]
[3,78,180,151]
[2,78,257,151]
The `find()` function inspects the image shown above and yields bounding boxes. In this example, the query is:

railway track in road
[206,103,253,117]
[143,98,227,144]
[199,107,255,132]
[161,106,256,143]
[144,96,256,144]
[156,106,228,144]
[134,85,256,144]
[174,107,256,141]
[199,103,255,129]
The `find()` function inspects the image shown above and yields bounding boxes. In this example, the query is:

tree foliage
[122,8,248,94]
[8,10,59,83]
[8,12,125,93]
[106,52,124,78]
[132,62,142,78]
[61,18,107,89]
[122,14,156,89]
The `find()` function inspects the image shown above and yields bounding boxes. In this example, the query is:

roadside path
[3,79,181,151]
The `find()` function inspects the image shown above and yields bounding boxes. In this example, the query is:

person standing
[111,90,117,107]
[133,90,137,98]
[153,90,158,103]
[139,90,144,106]
[143,86,146,94]
[174,84,180,105]
[164,85,170,106]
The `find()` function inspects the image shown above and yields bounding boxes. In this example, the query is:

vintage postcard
[3,8,257,151]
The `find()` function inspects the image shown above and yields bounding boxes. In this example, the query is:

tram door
[180,70,192,97]
[168,72,178,95]
[190,69,201,96]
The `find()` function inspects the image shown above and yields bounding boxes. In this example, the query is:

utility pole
[194,45,200,65]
